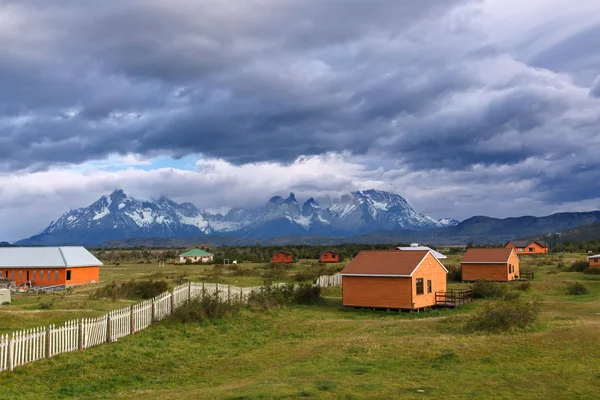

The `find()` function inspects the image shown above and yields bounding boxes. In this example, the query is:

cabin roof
[341,250,447,277]
[462,248,515,264]
[179,249,214,257]
[507,240,547,248]
[396,246,446,259]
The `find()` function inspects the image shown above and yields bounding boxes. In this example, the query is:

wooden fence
[316,273,341,287]
[0,282,267,373]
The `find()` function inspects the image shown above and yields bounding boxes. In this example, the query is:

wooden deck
[435,289,473,308]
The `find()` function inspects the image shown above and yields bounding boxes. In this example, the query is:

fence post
[46,326,51,358]
[151,301,156,322]
[228,285,231,304]
[106,315,112,344]
[188,281,192,300]
[202,282,205,299]
[130,305,135,335]
[170,292,175,314]
[8,336,13,372]
[78,319,83,350]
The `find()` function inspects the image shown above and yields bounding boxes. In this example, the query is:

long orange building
[461,248,520,282]
[504,240,548,254]
[0,246,102,287]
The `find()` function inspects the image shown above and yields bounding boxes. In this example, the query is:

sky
[2,0,600,241]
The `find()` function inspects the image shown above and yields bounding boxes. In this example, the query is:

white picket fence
[316,273,342,287]
[0,281,272,373]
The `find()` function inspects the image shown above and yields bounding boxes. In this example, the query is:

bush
[39,300,54,310]
[294,270,320,282]
[465,299,540,333]
[570,261,589,273]
[516,282,532,291]
[566,282,589,296]
[91,279,169,300]
[471,280,507,299]
[170,293,240,323]
[556,261,567,269]
[503,291,521,301]
[247,283,321,310]
[446,264,462,282]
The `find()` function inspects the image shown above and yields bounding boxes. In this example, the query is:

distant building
[340,250,448,310]
[0,246,101,287]
[504,240,548,254]
[178,249,214,263]
[587,254,600,268]
[319,251,339,263]
[461,248,520,282]
[396,243,446,259]
[272,251,293,263]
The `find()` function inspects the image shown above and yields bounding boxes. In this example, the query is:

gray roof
[0,247,103,268]
[396,246,447,259]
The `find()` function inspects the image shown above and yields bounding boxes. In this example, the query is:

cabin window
[528,247,534,252]
[11,271,15,280]
[40,270,44,281]
[427,280,432,294]
[26,271,30,281]
[595,259,598,263]
[416,278,424,295]
[323,254,327,259]
[33,271,37,281]
[55,271,59,281]
[66,270,72,281]
[18,270,22,281]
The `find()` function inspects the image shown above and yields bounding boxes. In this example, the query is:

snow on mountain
[437,218,460,227]
[18,188,446,245]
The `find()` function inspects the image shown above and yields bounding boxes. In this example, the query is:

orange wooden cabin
[272,251,293,263]
[0,247,102,287]
[504,240,548,254]
[340,250,448,310]
[588,254,600,268]
[461,248,520,282]
[319,251,339,263]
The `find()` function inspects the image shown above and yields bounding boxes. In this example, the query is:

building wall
[505,242,548,254]
[462,263,513,281]
[342,276,412,309]
[180,256,213,263]
[319,252,339,263]
[508,251,520,279]
[411,253,448,309]
[590,258,600,268]
[272,253,293,263]
[0,266,100,286]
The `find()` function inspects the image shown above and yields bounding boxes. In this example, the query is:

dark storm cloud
[2,0,600,208]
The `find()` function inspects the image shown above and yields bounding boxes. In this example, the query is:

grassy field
[1,253,600,399]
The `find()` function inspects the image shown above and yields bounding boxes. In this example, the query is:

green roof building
[178,248,214,263]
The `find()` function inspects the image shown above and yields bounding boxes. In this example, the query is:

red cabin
[272,251,293,263]
[319,251,339,263]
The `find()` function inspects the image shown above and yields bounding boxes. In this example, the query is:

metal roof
[341,250,448,276]
[588,254,600,259]
[0,247,103,268]
[179,249,214,257]
[396,246,447,259]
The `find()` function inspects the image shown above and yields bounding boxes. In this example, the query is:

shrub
[446,264,462,282]
[556,261,567,269]
[170,293,240,323]
[570,261,589,273]
[247,282,321,310]
[294,269,320,282]
[471,280,507,299]
[516,282,532,291]
[91,279,169,300]
[503,291,521,301]
[39,300,54,310]
[566,282,589,296]
[465,299,540,333]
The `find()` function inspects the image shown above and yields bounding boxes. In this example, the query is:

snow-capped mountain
[18,189,450,245]
[437,218,460,227]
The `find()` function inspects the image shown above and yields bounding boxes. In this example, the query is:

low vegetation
[566,282,590,296]
[247,282,321,310]
[170,293,241,323]
[570,260,590,272]
[465,299,541,333]
[90,279,169,300]
[471,280,507,299]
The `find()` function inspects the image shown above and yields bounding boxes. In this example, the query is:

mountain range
[15,189,600,247]
[17,189,456,246]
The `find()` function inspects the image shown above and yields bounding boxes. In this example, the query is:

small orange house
[504,240,548,254]
[319,251,339,263]
[588,254,600,268]
[0,246,102,287]
[272,251,293,263]
[461,248,520,282]
[340,250,448,310]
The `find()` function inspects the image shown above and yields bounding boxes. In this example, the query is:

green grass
[1,253,600,399]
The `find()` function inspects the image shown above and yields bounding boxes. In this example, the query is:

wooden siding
[590,258,600,268]
[319,252,339,263]
[272,253,293,263]
[508,251,520,280]
[0,266,100,286]
[342,276,413,309]
[411,253,447,309]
